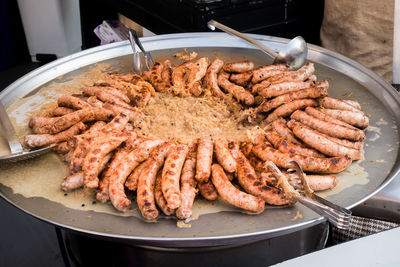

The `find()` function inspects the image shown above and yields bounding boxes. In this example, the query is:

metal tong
[128,29,154,73]
[267,161,352,230]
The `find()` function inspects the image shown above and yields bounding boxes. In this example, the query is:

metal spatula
[266,160,352,230]
[0,101,55,163]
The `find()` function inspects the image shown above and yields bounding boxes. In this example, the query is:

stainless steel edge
[1,32,399,247]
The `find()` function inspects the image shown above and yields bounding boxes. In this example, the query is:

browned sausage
[270,117,302,145]
[84,86,130,103]
[252,134,352,173]
[287,119,362,160]
[102,103,144,123]
[264,99,318,124]
[204,58,227,100]
[149,62,171,93]
[24,122,86,148]
[223,61,254,73]
[55,141,73,154]
[52,107,74,116]
[258,86,328,113]
[108,139,165,212]
[161,144,189,209]
[314,131,364,150]
[290,110,366,141]
[198,180,218,200]
[171,61,193,95]
[251,64,288,83]
[251,79,271,94]
[229,141,292,205]
[319,96,363,113]
[57,95,92,110]
[82,87,134,110]
[320,109,369,129]
[304,107,356,129]
[269,62,315,84]
[176,142,198,219]
[343,99,362,110]
[29,116,58,134]
[155,171,175,216]
[214,138,237,173]
[218,70,254,106]
[161,59,173,86]
[124,160,147,191]
[137,143,171,220]
[195,137,213,182]
[82,133,128,188]
[258,80,314,99]
[186,57,209,96]
[264,127,326,158]
[230,71,253,87]
[286,173,338,191]
[211,164,265,213]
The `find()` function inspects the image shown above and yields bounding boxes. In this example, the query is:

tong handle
[298,194,352,230]
[0,101,23,154]
[129,29,154,66]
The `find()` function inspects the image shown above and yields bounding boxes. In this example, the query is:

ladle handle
[207,20,277,59]
[0,101,23,154]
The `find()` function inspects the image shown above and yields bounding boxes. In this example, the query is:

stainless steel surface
[207,20,308,70]
[0,101,23,154]
[0,33,399,247]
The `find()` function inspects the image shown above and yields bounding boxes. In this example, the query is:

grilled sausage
[82,133,128,188]
[195,137,214,182]
[186,57,209,96]
[229,141,291,205]
[161,144,189,209]
[52,107,75,116]
[204,58,227,100]
[343,99,362,110]
[82,87,134,110]
[172,61,193,95]
[230,71,253,87]
[29,116,59,134]
[155,171,175,216]
[251,134,352,173]
[287,119,362,160]
[176,142,198,219]
[137,143,171,220]
[57,95,92,110]
[218,70,255,106]
[264,99,318,124]
[223,60,254,73]
[270,117,302,145]
[84,86,130,103]
[258,86,328,113]
[108,139,165,212]
[320,109,369,129]
[198,180,218,200]
[269,62,315,84]
[264,127,325,158]
[149,62,171,93]
[161,59,173,86]
[290,110,366,141]
[211,164,265,213]
[214,138,237,173]
[319,96,363,113]
[251,64,288,83]
[124,161,147,191]
[258,81,313,99]
[24,122,86,148]
[251,79,271,94]
[304,107,356,129]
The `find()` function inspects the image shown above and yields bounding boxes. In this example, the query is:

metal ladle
[207,20,308,71]
[0,101,55,163]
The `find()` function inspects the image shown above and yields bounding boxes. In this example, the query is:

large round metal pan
[0,33,399,247]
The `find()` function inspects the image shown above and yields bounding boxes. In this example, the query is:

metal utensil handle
[207,20,277,59]
[0,101,23,154]
[130,29,154,66]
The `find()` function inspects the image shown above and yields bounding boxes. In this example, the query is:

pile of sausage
[22,56,370,220]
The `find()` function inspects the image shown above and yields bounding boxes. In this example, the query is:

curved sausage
[82,133,128,188]
[82,87,134,110]
[259,86,328,113]
[214,139,237,173]
[24,122,86,148]
[251,134,352,174]
[223,61,254,73]
[195,137,214,182]
[251,64,288,83]
[186,57,209,96]
[218,70,254,106]
[287,119,362,160]
[269,62,315,84]
[84,86,130,103]
[137,143,171,220]
[161,59,173,86]
[321,109,369,129]
[57,95,92,110]
[29,117,59,134]
[211,164,265,213]
[229,141,292,205]
[291,110,366,141]
[52,107,74,116]
[155,171,175,216]
[198,180,218,201]
[230,71,253,87]
[258,81,313,99]
[149,62,171,93]
[171,61,193,95]
[124,161,147,191]
[264,128,326,158]
[176,142,198,219]
[204,58,227,100]
[270,117,302,145]
[161,144,189,209]
[264,99,318,124]
[304,107,356,129]
[319,96,363,113]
